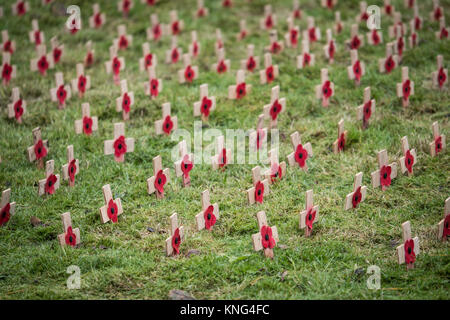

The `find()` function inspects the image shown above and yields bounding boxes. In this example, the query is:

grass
[0,0,449,300]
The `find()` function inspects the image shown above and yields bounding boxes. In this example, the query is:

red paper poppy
[336,22,343,33]
[404,239,416,264]
[171,48,179,64]
[443,215,450,238]
[112,57,121,76]
[255,180,264,203]
[360,12,369,21]
[65,226,77,247]
[380,165,392,188]
[414,17,421,30]
[192,41,199,57]
[0,203,11,226]
[223,0,232,7]
[363,100,372,122]
[153,24,162,41]
[162,115,174,135]
[154,169,167,194]
[328,41,335,60]
[123,0,131,13]
[326,0,334,8]
[77,75,87,94]
[85,52,93,66]
[269,100,282,120]
[56,85,67,106]
[82,116,93,135]
[144,53,153,69]
[402,80,411,100]
[3,40,13,54]
[113,135,127,158]
[385,4,392,15]
[305,207,316,230]
[294,144,308,168]
[34,139,47,160]
[434,7,442,21]
[181,154,193,178]
[68,159,77,183]
[200,96,212,117]
[246,56,256,72]
[203,205,216,230]
[146,0,155,5]
[322,80,333,99]
[184,65,195,82]
[219,148,227,168]
[217,60,227,74]
[435,136,442,154]
[411,33,417,47]
[107,199,118,223]
[197,8,205,17]
[216,40,223,50]
[45,174,57,195]
[270,163,282,183]
[384,55,395,73]
[352,186,362,208]
[405,149,414,174]
[239,30,247,40]
[150,79,159,97]
[261,225,276,249]
[2,63,12,83]
[438,67,447,88]
[172,22,180,35]
[172,227,181,254]
[308,27,317,42]
[303,53,311,67]
[350,35,361,50]
[53,47,62,63]
[119,35,128,50]
[353,60,362,81]
[294,9,301,19]
[17,1,26,15]
[122,92,131,113]
[265,15,273,29]
[266,66,275,83]
[397,37,404,56]
[256,128,265,150]
[371,30,380,45]
[94,13,102,28]
[236,83,246,99]
[34,31,41,45]
[14,99,23,120]
[440,28,449,40]
[37,56,49,75]
[407,0,414,8]
[338,133,345,151]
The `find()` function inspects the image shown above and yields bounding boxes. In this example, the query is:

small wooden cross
[89,3,105,29]
[298,39,315,69]
[57,212,81,247]
[396,221,420,269]
[356,1,368,22]
[144,65,162,99]
[38,160,60,196]
[260,53,279,85]
[196,0,209,18]
[99,184,123,224]
[61,146,78,188]
[335,11,343,34]
[321,0,337,9]
[344,172,367,210]
[411,4,422,31]
[114,25,132,51]
[0,189,16,227]
[437,197,450,241]
[399,136,417,176]
[115,79,134,121]
[264,148,287,184]
[347,24,364,50]
[408,19,419,48]
[30,44,54,76]
[367,27,383,46]
[237,19,248,40]
[305,16,321,43]
[252,211,278,258]
[29,19,44,48]
[260,5,276,30]
[188,31,200,58]
[105,45,125,85]
[287,131,313,171]
[214,29,224,55]
[240,44,259,72]
[332,119,348,154]
[167,10,184,36]
[347,49,365,86]
[147,155,170,199]
[371,149,398,190]
[50,36,64,64]
[155,102,178,136]
[291,0,302,20]
[249,114,267,152]
[436,17,449,40]
[2,52,16,85]
[147,14,163,41]
[27,127,48,169]
[211,135,231,170]
[11,1,29,16]
[228,70,251,99]
[389,13,406,39]
[356,87,376,129]
[193,84,216,121]
[195,190,219,231]
[50,72,71,109]
[84,41,95,67]
[429,121,446,157]
[174,140,194,187]
[2,30,16,54]
[266,30,284,54]
[71,63,90,98]
[315,68,334,107]
[378,42,398,74]
[396,67,414,107]
[246,166,270,205]
[404,0,414,9]
[212,48,230,75]
[432,55,448,90]
[165,36,182,64]
[118,0,133,18]
[299,190,319,237]
[75,103,98,135]
[165,213,184,256]
[383,0,395,16]
[139,42,157,72]
[8,87,26,123]
[178,54,198,83]
[263,85,286,128]
[104,122,135,162]
[430,0,443,22]
[323,29,336,64]
[393,26,406,61]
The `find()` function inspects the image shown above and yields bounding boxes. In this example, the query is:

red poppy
[414,17,421,30]
[360,12,369,21]
[308,27,317,42]
[269,100,282,120]
[236,82,246,99]
[197,8,205,17]
[171,48,179,63]
[94,13,102,28]
[200,96,212,117]
[440,28,449,40]
[123,0,131,13]
[154,169,167,194]
[217,60,227,74]
[2,63,12,83]
[326,0,333,8]
[350,35,361,50]
[407,0,414,8]
[162,115,174,135]
[223,0,232,7]
[144,53,153,69]
[246,56,256,72]
[77,75,87,94]
[305,207,316,230]
[336,22,343,33]
[34,31,41,45]
[181,154,193,179]
[113,135,127,158]
[112,57,121,76]
[380,165,392,188]
[255,181,264,203]
[204,205,216,230]
[45,174,58,195]
[438,67,447,88]
[371,30,380,45]
[219,148,227,168]
[68,159,77,183]
[56,85,67,106]
[0,203,11,226]
[411,33,417,47]
[322,80,333,99]
[294,144,308,168]
[353,60,362,81]
[216,40,223,50]
[14,99,23,120]
[146,0,155,5]
[397,37,404,56]
[261,225,276,249]
[256,128,265,150]
[172,228,181,254]
[65,226,77,247]
[363,100,372,122]
[34,139,47,160]
[435,136,443,154]
[266,66,275,83]
[150,79,159,97]
[107,199,118,223]
[183,65,194,82]
[328,41,335,60]
[3,40,13,54]
[402,79,411,100]
[352,186,362,208]
[85,52,94,66]
[385,4,392,15]
[434,7,442,21]
[302,53,311,68]
[119,35,128,50]
[37,56,49,75]
[239,30,247,40]
[270,163,282,183]
[82,116,93,135]
[294,9,301,19]
[17,1,26,15]
[265,15,273,29]
[384,55,395,73]
[404,149,414,174]
[172,22,180,35]
[192,41,199,57]
[270,41,281,54]
[338,133,345,151]
[153,24,162,41]
[122,92,131,113]
[443,215,450,238]
[404,239,416,264]
[53,47,62,63]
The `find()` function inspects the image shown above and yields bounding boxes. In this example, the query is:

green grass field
[0,0,449,299]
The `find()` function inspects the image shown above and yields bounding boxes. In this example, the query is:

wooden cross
[89,3,105,29]
[393,26,406,62]
[167,10,184,36]
[347,24,364,50]
[118,0,133,18]
[263,85,286,128]
[388,12,406,39]
[71,63,90,98]
[147,14,163,41]
[8,87,26,123]
[334,11,343,34]
[298,39,315,69]
[12,1,29,16]
[139,42,157,73]
[321,0,337,9]
[371,149,398,190]
[193,84,216,121]
[367,27,383,46]
[75,103,98,135]
[147,155,170,199]
[62,145,79,187]
[115,80,134,121]
[344,172,367,210]
[196,0,209,18]
[99,184,123,224]
[260,53,279,85]
[264,148,287,184]
[2,52,16,85]
[429,121,446,157]
[252,211,278,258]
[188,31,200,58]
[105,45,125,85]
[287,131,313,171]
[332,119,348,154]
[260,5,276,30]
[408,19,419,48]
[165,36,182,64]
[430,0,443,22]
[291,0,302,20]
[404,0,414,9]
[300,189,319,237]
[114,25,132,51]
[211,135,231,170]
[315,68,334,107]
[432,55,448,90]
[266,30,284,54]
[399,136,417,176]
[50,36,64,64]
[228,70,251,99]
[2,30,16,54]
[436,17,449,40]
[437,197,450,241]
[1,189,16,227]
[30,44,54,76]
[411,4,422,31]
[246,166,270,205]
[214,29,224,55]
[104,122,135,162]
[57,212,81,247]
[305,16,321,43]
[212,48,230,74]
[155,102,178,136]
[323,29,336,64]
[383,0,395,16]
[50,72,71,109]
[237,19,248,40]
[356,87,376,129]
[378,42,398,74]
[165,213,184,256]
[347,49,365,86]
[27,127,48,169]
[240,44,259,72]
[396,67,414,107]
[84,41,95,67]
[249,114,268,152]
[396,221,420,269]
[178,54,198,83]
[144,65,162,99]
[195,190,219,231]
[38,160,60,196]
[174,140,194,187]
[356,1,368,22]
[29,19,44,48]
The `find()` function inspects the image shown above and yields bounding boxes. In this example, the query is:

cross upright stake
[264,148,287,184]
[305,16,321,43]
[399,136,417,176]
[30,44,54,76]
[27,127,48,169]
[260,5,276,30]
[432,55,448,90]
[249,114,267,152]
[287,131,313,171]
[367,25,383,46]
[429,121,446,157]
[147,155,170,199]
[29,19,44,48]
[347,24,364,50]
[285,17,299,48]
[62,145,79,187]
[356,1,368,22]
[178,53,198,83]
[8,87,26,123]
[436,17,449,40]
[57,212,81,247]
[237,19,249,40]
[174,140,194,187]
[89,3,106,29]
[115,79,134,121]
[114,24,132,51]
[196,0,209,18]
[212,47,230,74]
[167,10,184,36]
[50,36,64,65]
[75,103,98,135]
[266,30,284,54]
[323,29,336,64]
[144,65,162,99]
[335,11,343,33]
[252,211,278,259]
[105,45,125,85]
[99,184,123,224]
[195,190,219,231]
[298,39,315,69]
[408,19,419,48]
[246,166,270,205]
[378,42,398,74]
[333,119,348,154]
[292,0,302,20]
[104,122,135,162]
[165,36,182,64]
[263,85,286,128]
[396,221,420,270]
[356,87,376,129]
[84,41,95,67]
[240,44,259,72]
[2,52,16,85]
[50,72,71,109]
[38,160,60,196]
[165,213,185,256]
[396,67,414,107]
[211,135,231,170]
[347,49,365,86]
[260,53,279,84]
[12,0,30,16]
[315,68,334,107]
[193,84,216,121]
[411,4,422,32]
[0,189,16,227]
[437,197,450,241]
[71,63,91,98]
[2,30,16,54]
[430,0,443,22]
[344,172,367,210]
[188,31,200,58]
[147,14,163,42]
[214,29,224,55]
[299,190,319,237]
[118,0,133,18]
[139,42,157,72]
[228,70,251,99]
[383,0,395,15]
[155,102,178,136]
[371,149,398,190]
